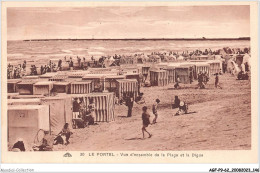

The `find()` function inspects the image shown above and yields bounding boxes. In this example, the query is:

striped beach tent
[194,63,210,79]
[70,81,93,94]
[149,70,168,86]
[116,79,138,100]
[207,60,222,75]
[70,92,115,122]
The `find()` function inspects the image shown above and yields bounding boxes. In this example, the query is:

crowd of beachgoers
[7,47,250,79]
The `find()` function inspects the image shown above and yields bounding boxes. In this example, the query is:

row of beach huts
[7,59,222,150]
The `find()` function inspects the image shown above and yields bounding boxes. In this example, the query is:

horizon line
[7,37,250,41]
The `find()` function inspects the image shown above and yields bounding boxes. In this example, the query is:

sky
[7,6,250,40]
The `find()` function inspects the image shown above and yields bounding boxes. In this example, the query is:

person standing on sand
[126,93,134,117]
[172,95,180,109]
[152,99,160,124]
[142,106,152,139]
[215,73,222,89]
[174,75,180,89]
[189,68,193,84]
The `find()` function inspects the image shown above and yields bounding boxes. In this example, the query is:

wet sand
[54,73,251,151]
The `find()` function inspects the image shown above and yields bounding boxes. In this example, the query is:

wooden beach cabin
[53,81,71,94]
[8,105,49,151]
[125,73,141,84]
[22,75,39,80]
[49,75,68,82]
[116,79,138,100]
[7,79,21,93]
[175,66,194,84]
[67,70,88,78]
[88,68,113,74]
[41,96,73,135]
[70,92,115,122]
[196,55,209,60]
[150,70,168,86]
[157,63,169,70]
[16,81,36,95]
[40,72,57,80]
[33,81,54,95]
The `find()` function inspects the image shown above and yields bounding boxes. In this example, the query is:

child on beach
[142,106,152,139]
[152,99,160,124]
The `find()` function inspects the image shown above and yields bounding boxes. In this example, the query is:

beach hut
[142,66,150,76]
[70,92,115,122]
[142,65,150,82]
[16,81,36,95]
[194,63,210,79]
[8,98,41,105]
[49,75,68,82]
[157,63,169,70]
[125,73,141,82]
[7,79,21,93]
[88,68,115,74]
[116,79,138,100]
[197,55,209,60]
[33,81,54,95]
[41,96,73,135]
[67,71,88,78]
[70,81,93,94]
[22,76,39,80]
[150,70,168,86]
[8,105,49,151]
[53,82,71,93]
[40,73,57,80]
[208,60,222,75]
[104,75,126,92]
[82,74,104,92]
[164,66,175,83]
[125,73,141,93]
[120,65,140,74]
[175,66,192,84]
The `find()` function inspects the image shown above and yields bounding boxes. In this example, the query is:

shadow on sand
[117,116,129,118]
[125,137,144,141]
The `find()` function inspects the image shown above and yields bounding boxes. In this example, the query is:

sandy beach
[53,73,251,151]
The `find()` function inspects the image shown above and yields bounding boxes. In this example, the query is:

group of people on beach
[7,46,250,79]
[12,123,72,152]
[141,95,191,139]
[7,60,26,79]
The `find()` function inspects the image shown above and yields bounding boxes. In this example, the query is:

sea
[7,40,250,65]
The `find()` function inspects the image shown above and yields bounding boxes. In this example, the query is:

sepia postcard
[1,1,259,164]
